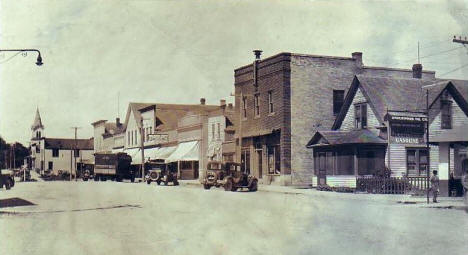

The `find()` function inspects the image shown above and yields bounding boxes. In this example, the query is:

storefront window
[407,148,428,176]
[267,145,280,175]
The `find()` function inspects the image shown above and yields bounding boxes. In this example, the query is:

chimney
[412,64,422,79]
[200,98,206,105]
[116,118,121,126]
[352,52,363,67]
[253,50,262,60]
[220,99,226,109]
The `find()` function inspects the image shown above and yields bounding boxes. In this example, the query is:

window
[130,131,133,145]
[242,96,247,119]
[212,123,215,139]
[36,146,40,153]
[268,91,274,114]
[52,149,59,157]
[267,145,280,175]
[74,149,80,158]
[441,99,452,129]
[333,90,345,115]
[254,94,260,116]
[241,148,251,175]
[407,148,428,176]
[48,161,53,170]
[217,123,221,139]
[354,104,367,129]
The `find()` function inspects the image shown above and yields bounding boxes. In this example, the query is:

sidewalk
[178,179,467,209]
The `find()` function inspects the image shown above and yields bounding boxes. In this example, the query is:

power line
[394,46,463,65]
[438,62,468,77]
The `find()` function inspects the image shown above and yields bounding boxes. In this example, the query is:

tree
[0,136,30,169]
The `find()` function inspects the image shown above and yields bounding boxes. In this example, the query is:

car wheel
[94,175,99,181]
[203,184,211,190]
[147,180,151,185]
[83,177,88,181]
[173,180,179,186]
[156,180,161,185]
[224,179,233,191]
[5,178,12,190]
[249,179,258,192]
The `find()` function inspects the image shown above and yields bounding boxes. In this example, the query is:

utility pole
[453,35,468,45]
[71,127,81,181]
[140,118,145,181]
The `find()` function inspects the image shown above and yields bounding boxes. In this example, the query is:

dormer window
[355,103,367,129]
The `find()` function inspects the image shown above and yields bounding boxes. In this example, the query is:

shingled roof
[306,129,386,147]
[44,138,94,150]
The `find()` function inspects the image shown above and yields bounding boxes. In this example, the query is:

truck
[93,152,134,182]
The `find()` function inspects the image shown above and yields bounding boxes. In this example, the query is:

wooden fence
[356,176,429,194]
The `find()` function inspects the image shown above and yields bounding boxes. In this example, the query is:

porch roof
[306,129,386,148]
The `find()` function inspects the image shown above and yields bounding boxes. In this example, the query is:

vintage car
[0,169,15,190]
[145,163,179,186]
[203,161,258,192]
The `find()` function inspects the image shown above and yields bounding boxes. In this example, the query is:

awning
[165,141,199,163]
[112,147,124,153]
[154,146,177,160]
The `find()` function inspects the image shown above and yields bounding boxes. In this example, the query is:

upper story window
[212,123,215,139]
[254,94,260,117]
[354,103,367,129]
[128,131,130,145]
[242,96,247,119]
[268,91,274,114]
[333,90,345,116]
[52,149,59,157]
[441,99,452,129]
[217,123,221,139]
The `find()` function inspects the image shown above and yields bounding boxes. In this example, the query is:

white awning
[152,146,177,160]
[165,141,199,163]
[112,147,124,153]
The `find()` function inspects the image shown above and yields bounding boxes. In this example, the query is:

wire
[0,51,22,64]
[438,62,468,77]
[394,46,464,65]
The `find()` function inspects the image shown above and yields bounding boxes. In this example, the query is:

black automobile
[0,169,15,190]
[145,163,179,186]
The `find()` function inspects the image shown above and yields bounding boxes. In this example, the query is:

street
[1,181,467,255]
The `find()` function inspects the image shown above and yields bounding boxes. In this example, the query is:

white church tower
[31,108,44,139]
[30,108,45,172]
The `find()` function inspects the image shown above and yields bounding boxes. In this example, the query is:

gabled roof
[44,138,94,150]
[332,76,434,130]
[103,122,126,136]
[31,108,44,131]
[426,80,468,116]
[306,129,386,147]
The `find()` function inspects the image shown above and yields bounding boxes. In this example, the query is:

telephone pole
[71,127,81,181]
[453,35,468,45]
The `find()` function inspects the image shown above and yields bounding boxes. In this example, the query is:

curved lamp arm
[0,49,43,66]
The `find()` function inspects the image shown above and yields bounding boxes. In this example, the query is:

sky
[0,0,467,145]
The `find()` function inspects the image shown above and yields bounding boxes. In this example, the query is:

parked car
[145,163,179,186]
[0,169,15,190]
[203,161,258,192]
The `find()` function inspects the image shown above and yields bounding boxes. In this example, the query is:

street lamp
[0,49,43,66]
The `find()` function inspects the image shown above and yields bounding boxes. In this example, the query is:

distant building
[234,51,436,186]
[30,108,94,175]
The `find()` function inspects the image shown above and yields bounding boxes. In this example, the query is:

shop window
[333,90,345,116]
[268,91,274,114]
[355,103,367,129]
[241,149,250,174]
[407,148,428,176]
[441,99,452,129]
[52,149,59,157]
[254,94,260,117]
[267,145,280,175]
[336,149,354,175]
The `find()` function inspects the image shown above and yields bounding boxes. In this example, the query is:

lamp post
[0,49,43,66]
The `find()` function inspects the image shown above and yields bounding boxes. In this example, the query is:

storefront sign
[391,137,423,144]
[389,116,427,122]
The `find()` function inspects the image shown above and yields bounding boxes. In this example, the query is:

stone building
[234,51,436,186]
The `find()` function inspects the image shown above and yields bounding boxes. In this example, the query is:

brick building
[234,51,436,186]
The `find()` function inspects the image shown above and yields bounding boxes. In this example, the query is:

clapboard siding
[340,88,380,132]
[429,92,468,139]
[326,176,356,188]
[430,144,439,173]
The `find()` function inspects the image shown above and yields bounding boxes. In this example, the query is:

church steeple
[31,108,44,131]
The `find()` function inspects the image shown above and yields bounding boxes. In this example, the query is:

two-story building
[234,51,436,186]
[30,108,94,175]
[306,74,468,196]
